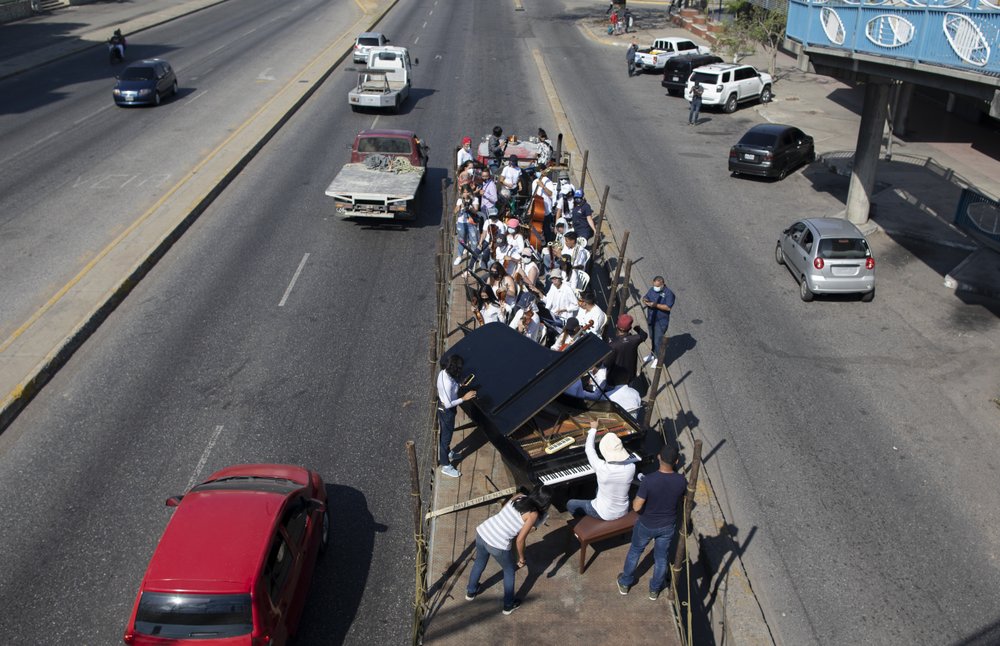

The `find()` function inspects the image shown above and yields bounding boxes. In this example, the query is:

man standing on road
[642,275,675,369]
[617,445,687,600]
[688,80,704,125]
[626,40,638,77]
[456,136,473,169]
[607,314,647,387]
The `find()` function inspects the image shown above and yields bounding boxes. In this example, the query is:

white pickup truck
[348,46,415,113]
[634,37,710,73]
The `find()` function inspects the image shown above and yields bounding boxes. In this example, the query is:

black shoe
[502,599,522,615]
[649,589,661,600]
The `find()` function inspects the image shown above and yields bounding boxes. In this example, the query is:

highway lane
[0,0,573,643]
[0,0,364,339]
[529,2,1000,644]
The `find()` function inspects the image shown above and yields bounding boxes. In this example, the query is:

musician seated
[541,218,570,272]
[553,317,582,351]
[486,264,518,315]
[512,246,540,289]
[525,268,577,324]
[475,288,503,325]
[565,365,608,400]
[566,422,638,521]
[576,292,607,336]
[605,384,643,417]
[509,303,544,344]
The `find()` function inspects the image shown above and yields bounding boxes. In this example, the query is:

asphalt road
[0,0,363,338]
[535,2,1000,644]
[0,0,574,644]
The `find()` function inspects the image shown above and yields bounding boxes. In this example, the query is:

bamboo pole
[668,439,702,604]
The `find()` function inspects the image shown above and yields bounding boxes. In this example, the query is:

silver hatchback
[776,218,876,301]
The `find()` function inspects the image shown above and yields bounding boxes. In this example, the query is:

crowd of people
[438,127,685,614]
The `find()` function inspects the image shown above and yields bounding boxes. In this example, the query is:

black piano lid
[442,322,612,437]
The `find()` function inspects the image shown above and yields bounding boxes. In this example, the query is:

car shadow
[295,484,388,645]
[397,87,436,114]
[0,41,177,115]
[350,164,447,230]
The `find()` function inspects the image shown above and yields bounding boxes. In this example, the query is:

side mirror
[165,495,183,507]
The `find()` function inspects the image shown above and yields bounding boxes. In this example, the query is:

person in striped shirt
[465,486,552,615]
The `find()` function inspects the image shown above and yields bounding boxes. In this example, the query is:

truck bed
[325,163,423,199]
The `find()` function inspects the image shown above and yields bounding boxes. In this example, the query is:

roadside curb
[0,0,400,433]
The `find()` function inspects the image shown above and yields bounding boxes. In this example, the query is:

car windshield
[134,592,252,639]
[691,71,717,84]
[739,131,778,147]
[191,475,301,494]
[357,137,412,154]
[358,37,380,46]
[818,237,869,259]
[120,67,156,81]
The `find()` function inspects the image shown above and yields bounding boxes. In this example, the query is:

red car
[123,464,329,645]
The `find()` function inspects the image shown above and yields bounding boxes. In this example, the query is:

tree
[716,1,787,77]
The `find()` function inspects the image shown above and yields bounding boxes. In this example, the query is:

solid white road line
[185,90,209,105]
[371,115,380,129]
[186,424,225,490]
[278,253,310,307]
[414,36,419,44]
[73,105,111,126]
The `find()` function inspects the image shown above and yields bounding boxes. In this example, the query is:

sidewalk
[574,5,1000,300]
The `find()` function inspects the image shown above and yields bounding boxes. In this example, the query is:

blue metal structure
[786,0,1000,76]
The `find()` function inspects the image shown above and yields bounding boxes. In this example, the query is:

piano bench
[570,511,638,574]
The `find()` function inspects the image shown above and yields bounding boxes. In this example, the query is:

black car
[113,59,177,107]
[661,53,723,96]
[729,124,815,180]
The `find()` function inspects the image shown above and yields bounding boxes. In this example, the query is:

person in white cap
[513,246,540,288]
[566,422,637,521]
[534,268,578,323]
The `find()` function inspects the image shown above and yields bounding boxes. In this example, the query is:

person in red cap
[457,136,473,169]
[607,313,648,387]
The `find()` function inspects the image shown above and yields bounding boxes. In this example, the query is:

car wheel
[799,277,814,302]
[319,509,330,557]
[760,85,772,103]
[153,91,161,106]
[775,243,785,265]
[778,165,788,181]
[724,94,738,113]
[171,80,178,97]
[861,289,875,302]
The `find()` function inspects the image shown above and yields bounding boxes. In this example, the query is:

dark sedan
[729,124,815,180]
[113,59,177,107]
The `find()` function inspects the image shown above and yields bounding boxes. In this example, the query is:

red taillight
[123,632,134,645]
[729,148,737,159]
[762,152,773,161]
[865,257,875,270]
[814,257,824,270]
[252,636,271,646]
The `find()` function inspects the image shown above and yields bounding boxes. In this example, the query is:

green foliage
[717,1,787,75]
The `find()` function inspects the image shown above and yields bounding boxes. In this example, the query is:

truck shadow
[353,165,447,230]
[295,484,388,645]
[397,87,436,114]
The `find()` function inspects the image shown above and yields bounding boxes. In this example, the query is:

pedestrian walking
[617,445,687,600]
[641,275,675,369]
[436,355,476,478]
[466,486,553,615]
[626,40,637,77]
[688,80,704,125]
[624,9,634,33]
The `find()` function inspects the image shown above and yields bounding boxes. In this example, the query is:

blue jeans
[618,520,675,593]
[566,499,601,519]
[455,219,479,261]
[688,98,701,124]
[437,405,456,466]
[467,535,516,608]
[651,317,669,358]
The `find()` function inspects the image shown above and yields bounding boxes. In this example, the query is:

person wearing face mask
[641,275,675,369]
[487,263,518,318]
[513,246,540,289]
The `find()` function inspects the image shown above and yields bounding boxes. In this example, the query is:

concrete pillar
[846,79,890,226]
[894,82,914,137]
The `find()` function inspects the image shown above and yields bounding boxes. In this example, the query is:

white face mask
[653,286,663,293]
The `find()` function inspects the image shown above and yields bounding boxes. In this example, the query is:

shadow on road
[295,484,387,645]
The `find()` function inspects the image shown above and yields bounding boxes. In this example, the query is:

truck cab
[634,37,710,72]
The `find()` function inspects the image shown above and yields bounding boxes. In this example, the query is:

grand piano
[442,323,659,492]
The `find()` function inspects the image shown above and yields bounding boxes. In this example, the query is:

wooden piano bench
[570,511,638,574]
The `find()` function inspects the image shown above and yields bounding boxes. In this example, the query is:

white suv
[685,63,773,113]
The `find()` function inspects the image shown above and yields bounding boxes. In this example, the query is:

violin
[557,320,594,351]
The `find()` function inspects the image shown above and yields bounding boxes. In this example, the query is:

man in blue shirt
[617,445,687,600]
[642,275,675,369]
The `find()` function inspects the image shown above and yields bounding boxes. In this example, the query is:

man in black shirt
[606,314,647,387]
[617,445,687,600]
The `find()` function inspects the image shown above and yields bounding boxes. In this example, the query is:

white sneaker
[453,256,463,266]
[441,465,461,478]
[642,353,654,365]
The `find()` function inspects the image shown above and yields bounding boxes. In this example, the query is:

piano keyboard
[538,462,594,484]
